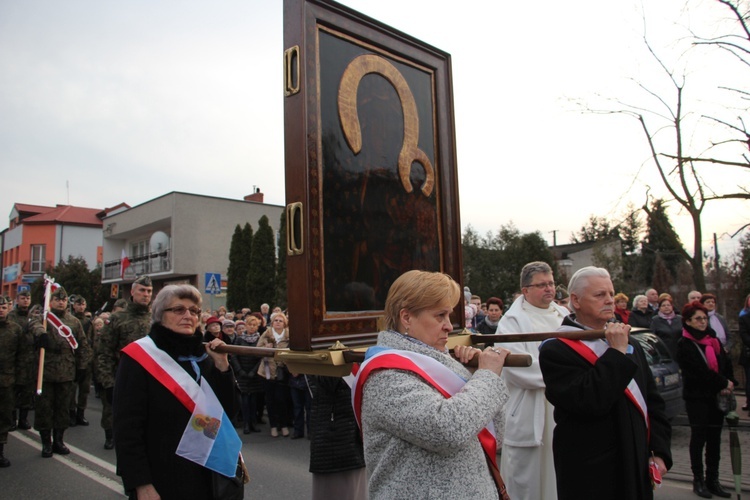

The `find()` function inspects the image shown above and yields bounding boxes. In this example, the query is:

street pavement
[3,388,749,498]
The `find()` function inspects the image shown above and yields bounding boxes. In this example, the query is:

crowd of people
[0,264,748,500]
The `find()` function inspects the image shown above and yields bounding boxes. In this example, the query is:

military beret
[72,295,87,304]
[133,275,153,287]
[51,286,68,300]
[17,290,31,297]
[114,298,128,308]
[555,285,569,301]
[0,296,9,305]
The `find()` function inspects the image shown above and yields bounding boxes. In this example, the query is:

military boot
[69,409,77,427]
[104,429,114,450]
[52,429,70,455]
[0,444,10,467]
[75,408,89,426]
[40,431,53,458]
[17,410,31,430]
[9,410,17,432]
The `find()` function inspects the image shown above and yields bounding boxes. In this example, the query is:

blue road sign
[17,284,31,293]
[205,273,222,295]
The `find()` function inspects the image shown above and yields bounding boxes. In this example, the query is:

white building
[101,191,283,297]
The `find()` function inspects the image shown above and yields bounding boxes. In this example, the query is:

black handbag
[275,364,288,383]
[211,458,246,500]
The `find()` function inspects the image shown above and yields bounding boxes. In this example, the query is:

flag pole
[36,275,53,395]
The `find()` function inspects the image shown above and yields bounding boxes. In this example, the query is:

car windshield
[632,333,673,364]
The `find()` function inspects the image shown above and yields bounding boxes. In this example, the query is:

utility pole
[713,233,723,316]
[550,230,558,247]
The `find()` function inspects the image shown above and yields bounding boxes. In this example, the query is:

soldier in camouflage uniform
[96,275,152,449]
[7,290,34,431]
[0,296,23,467]
[30,286,91,458]
[69,295,94,426]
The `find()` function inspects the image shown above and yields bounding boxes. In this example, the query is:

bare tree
[586,0,750,291]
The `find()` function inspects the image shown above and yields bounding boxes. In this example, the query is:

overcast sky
[1,0,747,259]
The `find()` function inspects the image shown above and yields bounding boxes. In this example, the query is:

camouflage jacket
[8,307,30,330]
[74,312,95,367]
[96,301,151,389]
[0,318,23,387]
[30,309,91,383]
[7,308,36,384]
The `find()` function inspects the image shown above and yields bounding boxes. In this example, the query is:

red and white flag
[120,249,131,278]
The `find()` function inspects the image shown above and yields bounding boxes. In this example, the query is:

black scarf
[149,322,205,359]
[682,322,716,341]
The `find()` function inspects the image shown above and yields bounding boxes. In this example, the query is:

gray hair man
[495,261,569,500]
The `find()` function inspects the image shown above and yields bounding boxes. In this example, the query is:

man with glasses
[30,286,91,458]
[96,275,153,450]
[495,261,568,500]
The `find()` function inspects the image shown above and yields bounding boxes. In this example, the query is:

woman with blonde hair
[257,312,291,437]
[354,270,511,499]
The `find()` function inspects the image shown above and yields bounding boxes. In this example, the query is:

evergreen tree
[241,222,254,306]
[462,223,557,305]
[641,199,687,288]
[31,256,107,311]
[226,225,247,311]
[275,210,288,309]
[247,215,276,311]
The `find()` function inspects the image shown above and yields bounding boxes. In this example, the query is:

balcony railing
[103,249,171,280]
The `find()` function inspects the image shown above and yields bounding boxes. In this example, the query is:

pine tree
[226,225,246,311]
[275,210,288,309]
[247,215,276,311]
[241,223,254,307]
[641,199,687,288]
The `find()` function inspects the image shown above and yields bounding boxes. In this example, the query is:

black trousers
[685,397,724,479]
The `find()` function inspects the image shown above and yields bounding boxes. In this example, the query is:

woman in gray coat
[354,270,511,500]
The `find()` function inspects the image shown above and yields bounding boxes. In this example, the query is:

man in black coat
[539,267,672,500]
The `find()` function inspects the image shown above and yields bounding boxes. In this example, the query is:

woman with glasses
[676,301,736,499]
[113,284,243,500]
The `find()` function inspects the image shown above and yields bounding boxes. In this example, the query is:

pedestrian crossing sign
[205,273,222,295]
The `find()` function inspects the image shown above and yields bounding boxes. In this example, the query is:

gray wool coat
[361,330,509,500]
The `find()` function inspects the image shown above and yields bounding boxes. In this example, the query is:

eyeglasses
[691,316,708,322]
[164,305,202,317]
[524,281,555,290]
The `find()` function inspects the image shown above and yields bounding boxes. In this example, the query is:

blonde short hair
[383,270,461,331]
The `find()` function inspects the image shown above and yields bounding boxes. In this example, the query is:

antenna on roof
[66,180,70,205]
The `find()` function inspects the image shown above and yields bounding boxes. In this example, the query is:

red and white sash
[121,337,242,478]
[351,348,505,494]
[559,338,649,431]
[45,311,78,349]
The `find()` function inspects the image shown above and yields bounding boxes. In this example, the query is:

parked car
[630,329,684,420]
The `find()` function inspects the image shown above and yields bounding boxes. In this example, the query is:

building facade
[100,191,283,302]
[0,203,118,298]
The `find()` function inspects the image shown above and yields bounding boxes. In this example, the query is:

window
[30,244,46,273]
[131,240,148,258]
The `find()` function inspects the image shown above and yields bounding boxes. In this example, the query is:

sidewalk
[668,393,750,492]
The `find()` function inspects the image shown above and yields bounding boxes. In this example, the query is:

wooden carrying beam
[471,330,607,344]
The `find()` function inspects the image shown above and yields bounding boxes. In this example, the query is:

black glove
[105,387,114,405]
[37,333,50,350]
[75,369,86,383]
